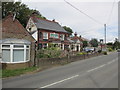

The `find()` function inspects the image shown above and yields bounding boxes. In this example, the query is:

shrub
[76,52,86,56]
[98,50,102,53]
[103,51,107,55]
[37,47,62,58]
[108,48,113,52]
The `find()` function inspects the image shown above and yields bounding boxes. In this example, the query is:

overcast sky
[22,0,119,43]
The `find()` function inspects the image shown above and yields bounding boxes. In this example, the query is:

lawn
[2,66,38,78]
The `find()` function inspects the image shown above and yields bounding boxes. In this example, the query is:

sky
[22,0,119,43]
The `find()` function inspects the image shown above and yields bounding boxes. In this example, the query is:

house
[26,14,70,50]
[70,32,83,51]
[0,13,36,69]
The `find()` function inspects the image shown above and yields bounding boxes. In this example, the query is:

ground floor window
[43,43,48,49]
[1,44,30,63]
[2,49,10,62]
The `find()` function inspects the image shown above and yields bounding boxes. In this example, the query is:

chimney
[31,12,38,17]
[74,32,77,36]
[52,19,55,22]
[7,11,13,17]
[79,35,81,38]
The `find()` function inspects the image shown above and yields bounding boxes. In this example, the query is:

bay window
[1,44,30,63]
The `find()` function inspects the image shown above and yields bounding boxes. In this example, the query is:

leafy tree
[113,40,120,49]
[106,42,113,46]
[82,41,88,48]
[62,26,73,35]
[90,38,98,47]
[2,2,46,27]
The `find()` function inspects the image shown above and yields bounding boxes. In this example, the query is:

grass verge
[2,66,38,78]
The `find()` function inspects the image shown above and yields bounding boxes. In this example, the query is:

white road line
[87,64,106,72]
[40,75,79,88]
[107,59,118,65]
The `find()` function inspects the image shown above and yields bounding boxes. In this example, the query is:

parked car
[84,47,94,52]
[117,49,120,52]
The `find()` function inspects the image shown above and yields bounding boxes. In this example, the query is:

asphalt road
[3,52,118,88]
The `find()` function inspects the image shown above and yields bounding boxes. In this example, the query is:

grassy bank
[2,66,38,78]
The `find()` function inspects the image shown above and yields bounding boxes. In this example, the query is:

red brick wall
[38,29,68,44]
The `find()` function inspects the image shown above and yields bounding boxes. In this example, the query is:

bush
[103,51,107,55]
[76,52,86,56]
[108,48,113,52]
[98,50,102,53]
[37,47,62,58]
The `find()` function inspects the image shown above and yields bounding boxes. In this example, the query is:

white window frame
[43,32,48,39]
[1,44,30,63]
[60,34,64,40]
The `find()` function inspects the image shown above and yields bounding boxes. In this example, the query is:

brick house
[70,32,83,51]
[26,15,71,50]
[0,13,36,69]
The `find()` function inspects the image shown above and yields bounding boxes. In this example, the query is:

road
[3,52,118,88]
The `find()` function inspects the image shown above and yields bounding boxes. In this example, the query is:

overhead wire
[106,0,116,25]
[64,0,103,25]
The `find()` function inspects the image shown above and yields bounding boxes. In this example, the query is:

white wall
[32,31,38,41]
[26,18,37,33]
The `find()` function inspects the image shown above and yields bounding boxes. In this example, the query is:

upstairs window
[43,32,48,39]
[39,32,43,39]
[60,34,64,40]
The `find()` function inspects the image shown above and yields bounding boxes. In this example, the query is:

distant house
[70,32,83,51]
[26,15,71,50]
[0,13,36,69]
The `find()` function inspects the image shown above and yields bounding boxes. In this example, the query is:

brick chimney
[74,32,77,36]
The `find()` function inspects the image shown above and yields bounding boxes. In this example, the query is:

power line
[64,0,103,25]
[106,0,116,24]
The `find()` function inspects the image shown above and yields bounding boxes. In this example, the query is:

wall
[2,61,31,70]
[37,52,103,68]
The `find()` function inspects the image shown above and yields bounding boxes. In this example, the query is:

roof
[31,16,68,33]
[0,38,31,44]
[71,36,83,42]
[2,14,36,42]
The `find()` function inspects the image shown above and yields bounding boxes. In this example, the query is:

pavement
[2,51,118,88]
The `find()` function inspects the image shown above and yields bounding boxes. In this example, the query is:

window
[60,34,64,40]
[50,33,59,38]
[2,49,10,62]
[13,49,24,62]
[43,32,48,39]
[43,43,48,49]
[39,32,43,39]
[1,44,30,63]
[50,33,54,38]
[26,49,29,61]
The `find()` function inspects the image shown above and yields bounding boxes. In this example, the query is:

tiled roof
[2,14,35,42]
[71,36,83,42]
[31,16,68,33]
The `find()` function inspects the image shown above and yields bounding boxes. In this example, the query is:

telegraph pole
[104,24,106,51]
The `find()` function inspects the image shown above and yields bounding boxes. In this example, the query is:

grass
[2,66,38,78]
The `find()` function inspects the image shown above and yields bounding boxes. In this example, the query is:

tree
[82,41,88,48]
[2,2,46,27]
[113,40,120,49]
[62,26,73,35]
[90,38,98,47]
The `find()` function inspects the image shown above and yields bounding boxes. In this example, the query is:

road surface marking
[87,64,106,72]
[40,75,79,88]
[107,59,118,65]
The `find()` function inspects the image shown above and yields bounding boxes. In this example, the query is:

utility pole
[104,24,107,51]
